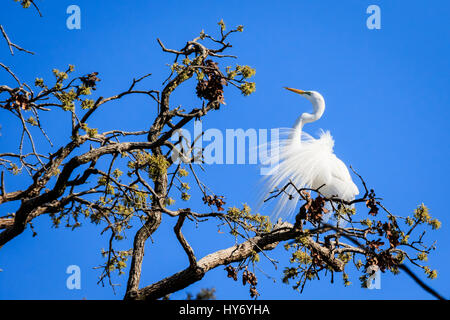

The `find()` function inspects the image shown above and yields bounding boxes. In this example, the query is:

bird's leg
[293,212,303,231]
[294,204,308,230]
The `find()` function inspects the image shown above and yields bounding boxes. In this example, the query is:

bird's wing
[259,129,358,218]
[328,155,359,201]
[259,129,334,217]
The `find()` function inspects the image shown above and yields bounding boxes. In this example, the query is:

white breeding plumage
[261,87,359,217]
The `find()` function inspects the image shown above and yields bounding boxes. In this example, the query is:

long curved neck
[290,97,325,142]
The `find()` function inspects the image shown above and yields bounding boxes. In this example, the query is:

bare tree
[0,4,443,300]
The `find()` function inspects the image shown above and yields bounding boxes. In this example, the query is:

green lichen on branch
[13,0,32,9]
[280,188,440,293]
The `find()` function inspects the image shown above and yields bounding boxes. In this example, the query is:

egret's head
[284,87,324,104]
[284,87,325,122]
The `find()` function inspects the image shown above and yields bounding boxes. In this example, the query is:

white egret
[261,87,359,217]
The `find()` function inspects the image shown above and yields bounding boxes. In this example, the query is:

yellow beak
[284,87,306,95]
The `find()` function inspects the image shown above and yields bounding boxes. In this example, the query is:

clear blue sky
[0,0,449,299]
